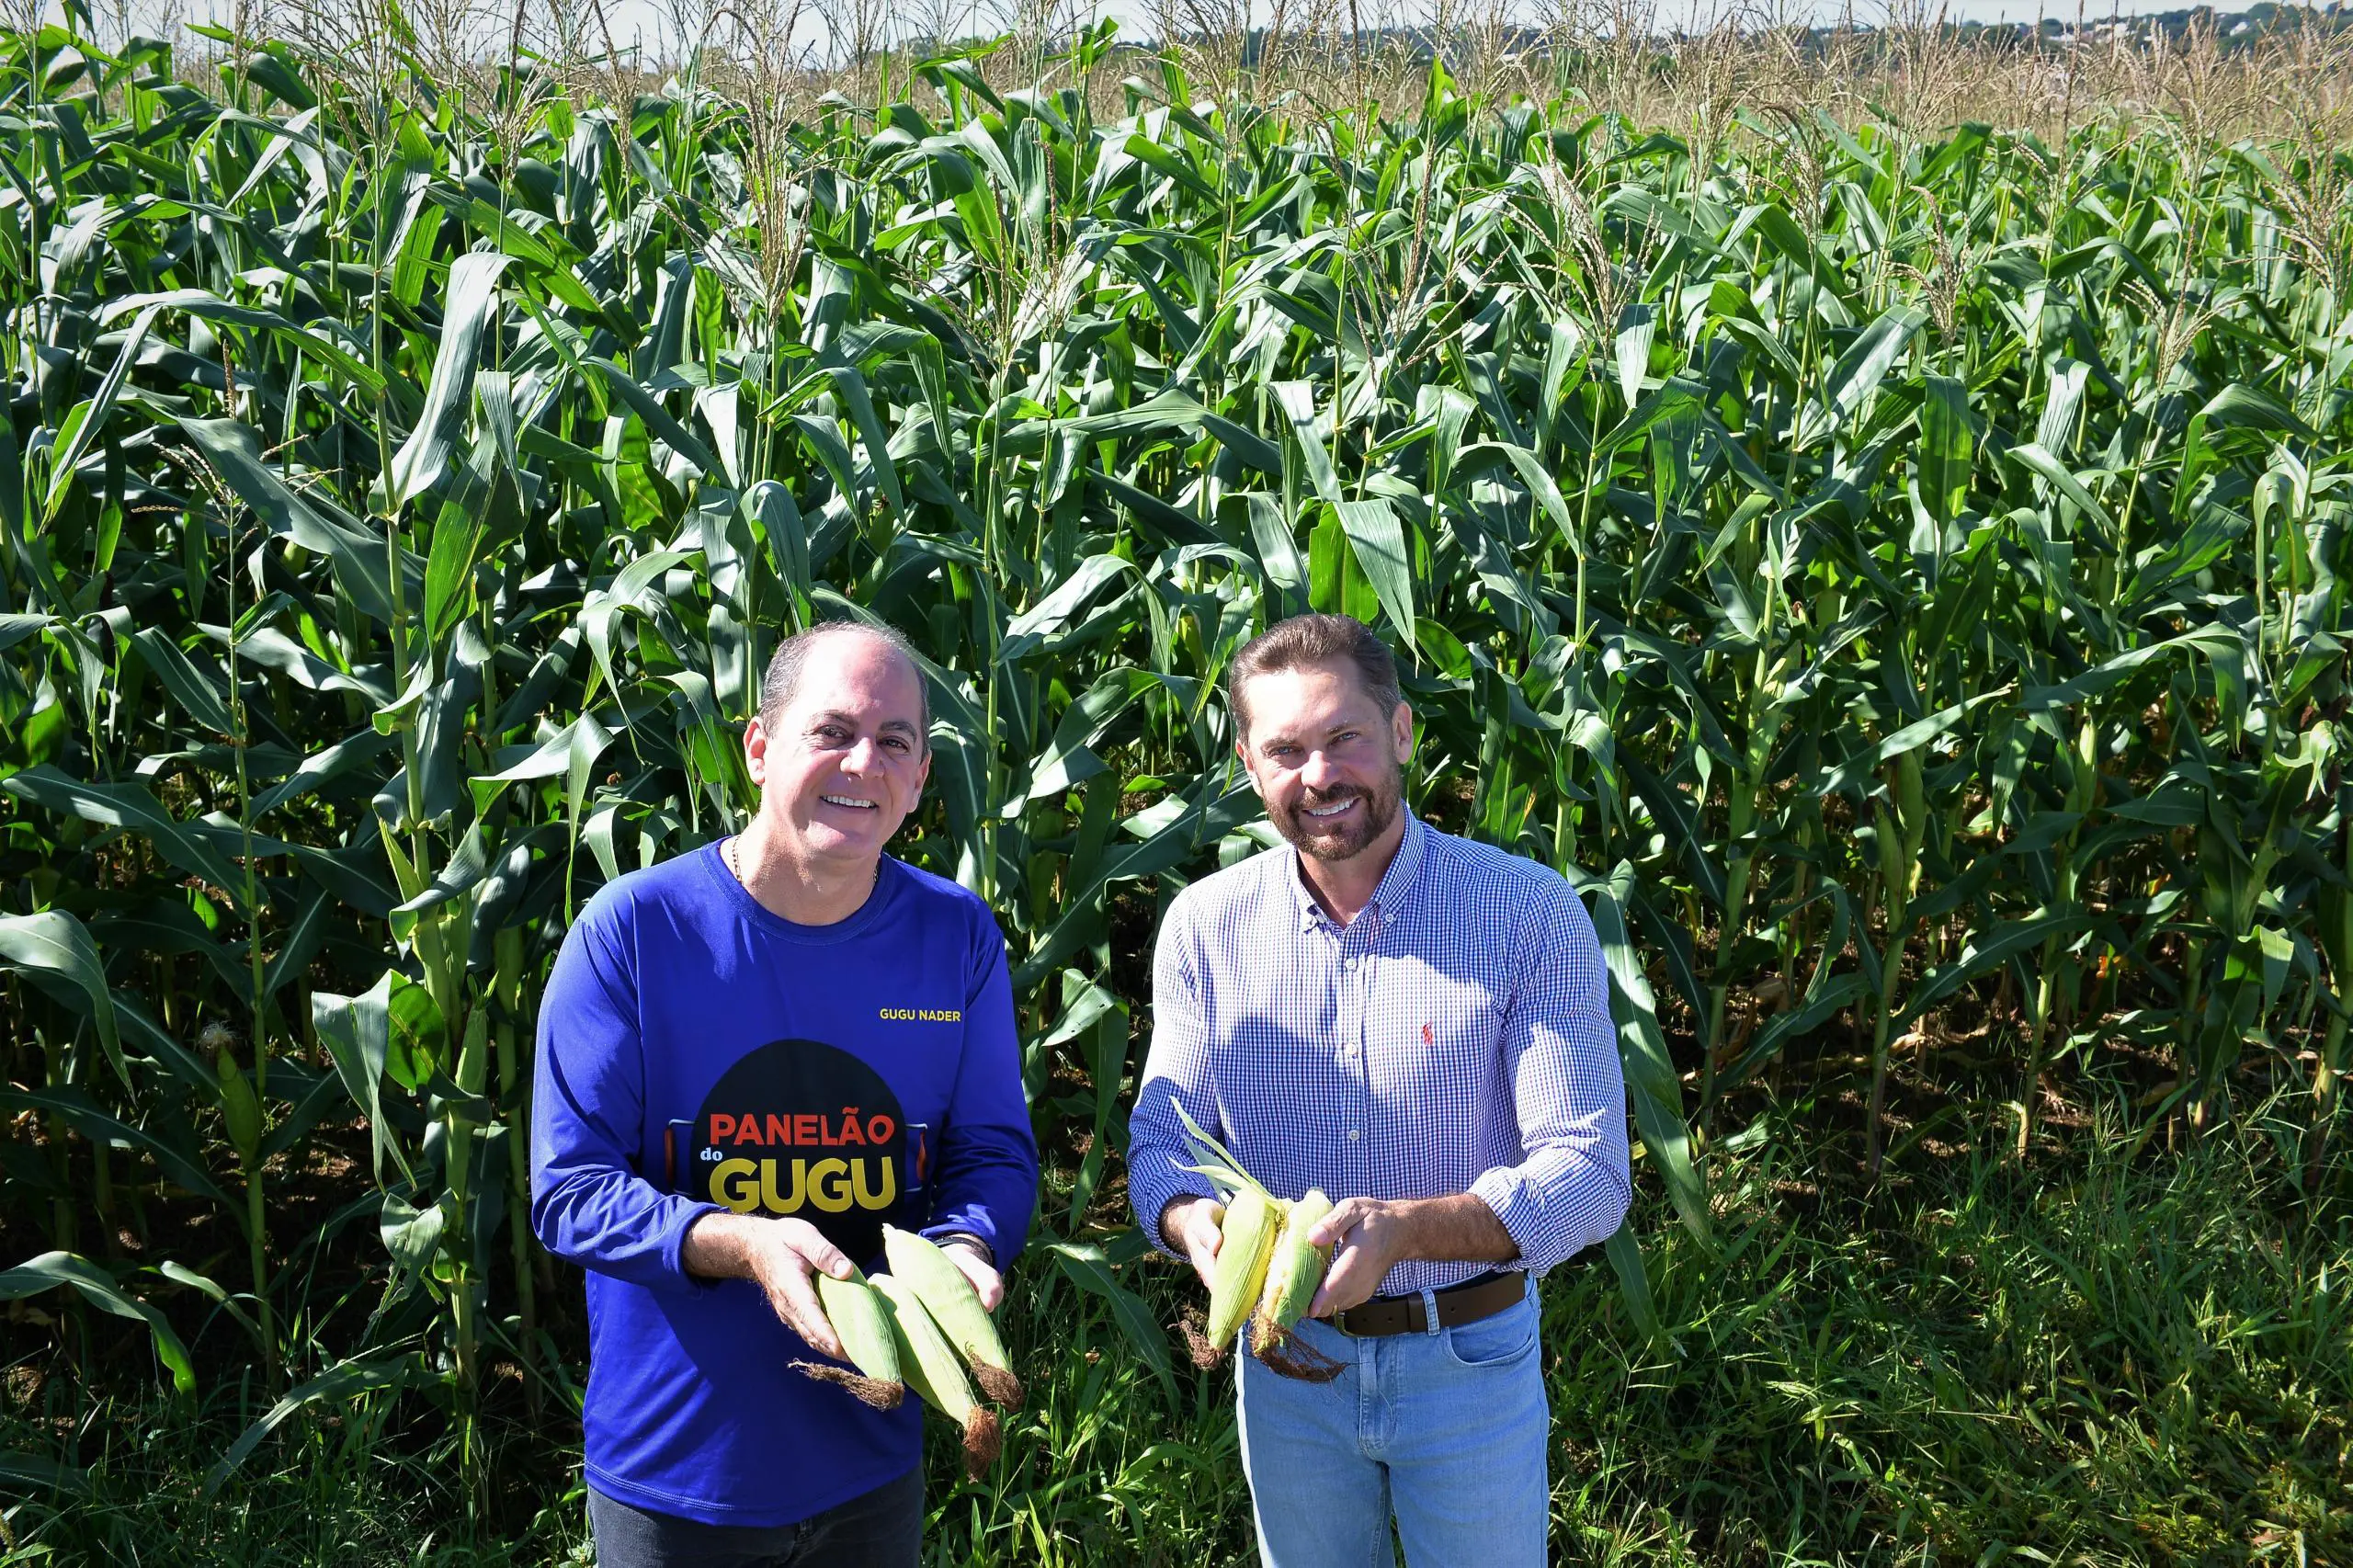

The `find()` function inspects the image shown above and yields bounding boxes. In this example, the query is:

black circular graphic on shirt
[682,1040,911,1262]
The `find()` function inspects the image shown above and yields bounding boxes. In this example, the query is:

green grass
[9,1113,2344,1565]
[1548,1119,2350,1562]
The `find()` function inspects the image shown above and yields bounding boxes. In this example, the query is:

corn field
[2,0,2351,1551]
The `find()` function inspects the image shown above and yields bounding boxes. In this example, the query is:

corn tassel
[881,1225,1024,1407]
[789,1267,905,1410]
[871,1272,1001,1479]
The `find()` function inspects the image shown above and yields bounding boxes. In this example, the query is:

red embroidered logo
[1421,1022,1435,1046]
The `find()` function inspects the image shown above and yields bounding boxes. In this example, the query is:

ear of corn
[1252,1188,1336,1350]
[870,1272,1003,1480]
[881,1225,1025,1407]
[1203,1187,1280,1352]
[789,1267,905,1410]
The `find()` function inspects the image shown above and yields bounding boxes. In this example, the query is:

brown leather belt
[1331,1269,1526,1338]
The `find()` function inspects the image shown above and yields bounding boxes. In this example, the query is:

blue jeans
[1236,1280,1549,1567]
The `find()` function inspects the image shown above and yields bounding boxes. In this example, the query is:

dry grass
[97,0,2349,154]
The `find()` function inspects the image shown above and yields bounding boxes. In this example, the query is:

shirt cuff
[925,1229,995,1267]
[662,1199,725,1289]
[1132,1170,1216,1258]
[1468,1167,1566,1277]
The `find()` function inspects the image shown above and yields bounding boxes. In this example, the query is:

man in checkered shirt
[1129,612,1631,1567]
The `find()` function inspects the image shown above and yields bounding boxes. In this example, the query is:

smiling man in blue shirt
[1129,613,1631,1568]
[532,621,1037,1567]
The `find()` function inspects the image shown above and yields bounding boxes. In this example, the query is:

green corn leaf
[1240,492,1306,600]
[42,301,161,523]
[387,252,511,507]
[1041,1237,1177,1401]
[2020,624,2243,712]
[0,1252,194,1395]
[1797,305,1925,447]
[1894,910,2091,1031]
[204,1352,436,1493]
[99,290,381,393]
[2006,441,2118,539]
[1333,499,1416,653]
[1,767,251,912]
[421,451,497,643]
[1817,689,2010,800]
[175,416,404,627]
[0,1087,240,1215]
[824,363,905,517]
[586,359,718,476]
[1918,374,1972,526]
[1463,440,1582,553]
[1601,1222,1662,1342]
[248,726,397,819]
[1586,865,1711,1251]
[1271,381,1344,506]
[2195,382,2316,444]
[0,1448,91,1497]
[206,624,383,701]
[314,973,409,1184]
[129,626,237,738]
[1613,302,1654,409]
[0,911,126,1092]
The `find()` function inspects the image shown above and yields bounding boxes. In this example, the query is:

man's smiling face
[745,631,930,869]
[1233,659,1413,864]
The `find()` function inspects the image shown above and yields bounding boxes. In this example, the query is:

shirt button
[1348,1128,1361,1141]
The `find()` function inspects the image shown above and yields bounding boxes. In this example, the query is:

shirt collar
[1288,812,1428,933]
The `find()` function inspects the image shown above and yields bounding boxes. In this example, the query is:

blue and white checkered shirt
[1129,813,1631,1299]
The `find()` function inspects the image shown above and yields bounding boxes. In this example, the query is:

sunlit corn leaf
[0,1252,194,1394]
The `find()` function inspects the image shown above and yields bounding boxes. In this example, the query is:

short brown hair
[1226,613,1403,737]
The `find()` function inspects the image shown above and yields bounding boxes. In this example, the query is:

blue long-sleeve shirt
[531,844,1038,1528]
[1129,815,1630,1298]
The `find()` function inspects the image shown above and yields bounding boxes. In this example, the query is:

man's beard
[1271,769,1404,863]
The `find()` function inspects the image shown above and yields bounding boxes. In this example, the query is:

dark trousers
[587,1467,923,1568]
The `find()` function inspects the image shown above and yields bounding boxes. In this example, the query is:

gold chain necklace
[723,834,879,911]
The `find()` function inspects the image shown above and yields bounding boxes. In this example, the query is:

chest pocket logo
[679,1039,911,1260]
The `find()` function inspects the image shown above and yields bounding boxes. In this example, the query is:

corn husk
[790,1266,906,1410]
[871,1272,1001,1479]
[882,1224,1024,1407]
[1252,1188,1335,1348]
[1204,1187,1280,1352]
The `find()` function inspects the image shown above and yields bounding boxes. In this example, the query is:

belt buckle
[1330,1306,1360,1338]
